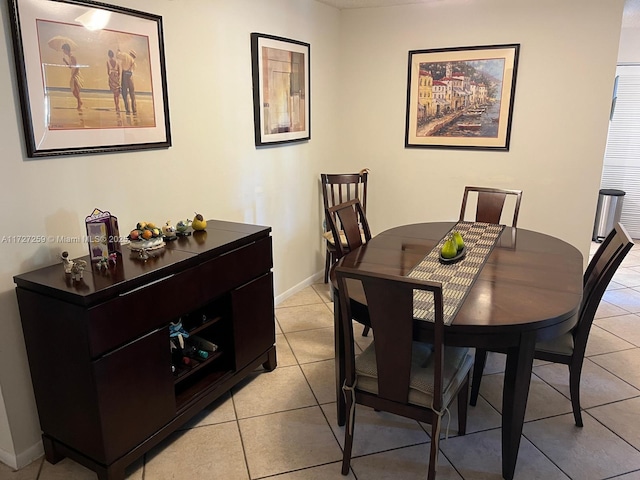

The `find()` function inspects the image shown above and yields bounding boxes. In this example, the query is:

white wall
[336,0,624,258]
[0,0,625,469]
[619,25,640,63]
[0,0,340,467]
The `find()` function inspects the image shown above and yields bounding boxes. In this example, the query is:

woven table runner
[408,221,505,325]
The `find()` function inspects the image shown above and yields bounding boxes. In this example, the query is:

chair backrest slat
[460,186,522,227]
[321,171,369,233]
[335,267,445,409]
[326,199,372,258]
[573,223,634,357]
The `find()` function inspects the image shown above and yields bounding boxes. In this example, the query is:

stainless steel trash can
[593,189,625,242]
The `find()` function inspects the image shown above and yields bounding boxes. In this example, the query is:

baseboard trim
[0,440,43,470]
[275,271,323,306]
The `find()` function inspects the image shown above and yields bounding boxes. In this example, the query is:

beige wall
[335,0,624,255]
[0,0,340,467]
[0,0,625,469]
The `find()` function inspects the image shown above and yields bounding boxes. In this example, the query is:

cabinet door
[231,273,275,369]
[93,327,175,463]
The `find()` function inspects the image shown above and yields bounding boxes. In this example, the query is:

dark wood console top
[13,220,271,307]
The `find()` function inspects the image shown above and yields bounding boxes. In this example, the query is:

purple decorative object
[85,208,122,262]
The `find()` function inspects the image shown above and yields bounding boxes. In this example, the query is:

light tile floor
[3,242,640,479]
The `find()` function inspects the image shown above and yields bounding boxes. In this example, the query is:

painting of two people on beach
[36,20,155,131]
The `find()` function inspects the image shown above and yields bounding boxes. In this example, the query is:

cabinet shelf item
[173,349,225,384]
[14,220,276,480]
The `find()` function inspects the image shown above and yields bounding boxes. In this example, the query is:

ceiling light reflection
[75,9,111,31]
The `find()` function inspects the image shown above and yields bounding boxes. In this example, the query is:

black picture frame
[251,33,310,147]
[8,0,171,157]
[405,43,520,151]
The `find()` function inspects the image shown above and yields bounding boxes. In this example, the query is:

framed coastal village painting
[8,0,171,157]
[405,44,520,151]
[251,33,310,147]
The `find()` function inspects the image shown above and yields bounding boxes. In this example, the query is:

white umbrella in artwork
[47,36,78,52]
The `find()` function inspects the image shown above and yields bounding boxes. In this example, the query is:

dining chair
[469,222,634,427]
[334,266,473,479]
[326,198,373,336]
[325,198,372,259]
[321,170,369,284]
[459,186,522,226]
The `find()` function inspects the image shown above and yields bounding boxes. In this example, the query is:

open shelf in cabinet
[175,366,234,412]
[172,294,235,410]
[186,315,223,336]
[173,349,224,384]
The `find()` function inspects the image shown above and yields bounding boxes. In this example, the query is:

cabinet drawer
[88,267,201,357]
[199,236,272,299]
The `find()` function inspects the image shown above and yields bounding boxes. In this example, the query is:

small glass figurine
[176,219,192,236]
[162,220,177,241]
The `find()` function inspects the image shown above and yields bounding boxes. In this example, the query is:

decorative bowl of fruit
[439,231,466,264]
[128,221,165,251]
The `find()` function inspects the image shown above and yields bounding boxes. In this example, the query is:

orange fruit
[142,229,153,240]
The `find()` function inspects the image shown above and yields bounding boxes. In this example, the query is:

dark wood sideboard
[14,220,276,480]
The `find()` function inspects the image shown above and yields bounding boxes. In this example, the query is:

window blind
[601,64,640,239]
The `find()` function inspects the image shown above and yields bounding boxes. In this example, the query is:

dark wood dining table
[332,222,583,480]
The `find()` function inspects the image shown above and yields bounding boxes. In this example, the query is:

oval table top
[336,221,584,340]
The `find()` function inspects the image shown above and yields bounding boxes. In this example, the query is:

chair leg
[457,374,470,435]
[469,349,488,406]
[361,325,370,337]
[569,363,584,427]
[428,417,441,480]
[341,393,355,475]
[324,247,331,283]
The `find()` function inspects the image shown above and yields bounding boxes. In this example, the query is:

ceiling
[315,0,640,27]
[315,0,447,7]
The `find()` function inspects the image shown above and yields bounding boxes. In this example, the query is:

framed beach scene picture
[405,44,520,151]
[8,0,171,157]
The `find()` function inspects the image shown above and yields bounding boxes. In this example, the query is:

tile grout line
[228,385,253,480]
[585,408,640,459]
